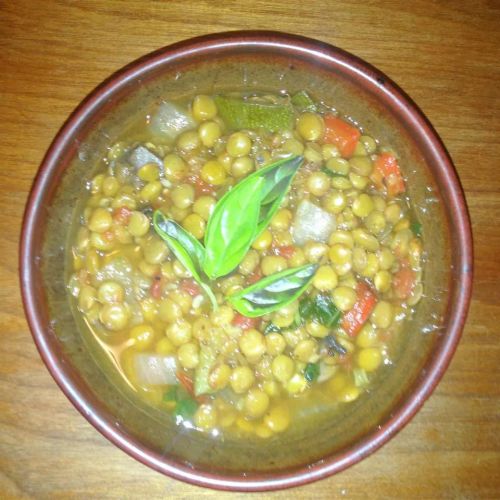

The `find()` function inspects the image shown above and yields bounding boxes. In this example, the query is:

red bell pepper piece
[323,115,361,158]
[273,245,295,259]
[232,313,259,330]
[393,266,415,299]
[180,279,201,297]
[113,206,132,224]
[342,282,377,337]
[371,152,405,197]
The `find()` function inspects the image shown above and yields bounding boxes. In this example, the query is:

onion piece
[292,200,336,245]
[149,101,195,140]
[128,145,163,170]
[134,354,178,385]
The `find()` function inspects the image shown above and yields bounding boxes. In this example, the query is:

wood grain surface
[1,0,499,498]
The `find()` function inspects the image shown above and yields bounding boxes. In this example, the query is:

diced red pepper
[103,230,114,242]
[180,279,201,297]
[273,245,295,259]
[176,370,195,396]
[323,115,361,158]
[187,174,215,196]
[342,282,377,337]
[371,153,405,197]
[393,266,415,299]
[336,353,353,371]
[150,277,163,299]
[247,271,262,284]
[113,206,132,224]
[232,313,259,330]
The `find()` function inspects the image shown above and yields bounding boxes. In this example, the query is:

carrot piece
[232,313,259,330]
[180,279,201,297]
[372,153,405,197]
[113,206,132,224]
[273,245,295,259]
[323,115,361,158]
[176,370,195,396]
[342,282,377,337]
[393,266,415,299]
[247,271,262,284]
[150,277,163,299]
[186,174,215,196]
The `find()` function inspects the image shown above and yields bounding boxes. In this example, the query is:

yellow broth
[67,91,424,439]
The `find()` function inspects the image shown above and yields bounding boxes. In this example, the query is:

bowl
[20,31,473,491]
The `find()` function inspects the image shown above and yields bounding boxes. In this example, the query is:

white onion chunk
[292,200,336,245]
[134,354,178,385]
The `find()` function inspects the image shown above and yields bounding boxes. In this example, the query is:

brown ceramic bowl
[20,31,472,491]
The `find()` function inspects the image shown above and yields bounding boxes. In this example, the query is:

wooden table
[1,1,499,498]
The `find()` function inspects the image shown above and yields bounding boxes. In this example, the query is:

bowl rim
[20,30,473,491]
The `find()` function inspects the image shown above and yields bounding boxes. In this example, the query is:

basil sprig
[153,212,217,308]
[153,156,307,314]
[203,156,303,279]
[203,176,264,279]
[228,264,318,317]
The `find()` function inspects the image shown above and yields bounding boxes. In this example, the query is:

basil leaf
[153,211,217,308]
[228,264,317,317]
[202,156,303,279]
[203,176,264,279]
[255,156,303,234]
[299,294,342,328]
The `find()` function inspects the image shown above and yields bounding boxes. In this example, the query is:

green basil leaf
[256,156,304,234]
[153,211,217,308]
[203,176,264,279]
[299,294,342,328]
[228,264,318,317]
[202,156,303,279]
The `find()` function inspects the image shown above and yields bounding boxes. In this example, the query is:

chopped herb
[264,322,281,335]
[173,397,198,421]
[299,294,342,328]
[290,310,304,329]
[321,166,347,178]
[411,221,422,236]
[322,334,347,356]
[141,206,154,220]
[163,386,178,402]
[304,362,320,383]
